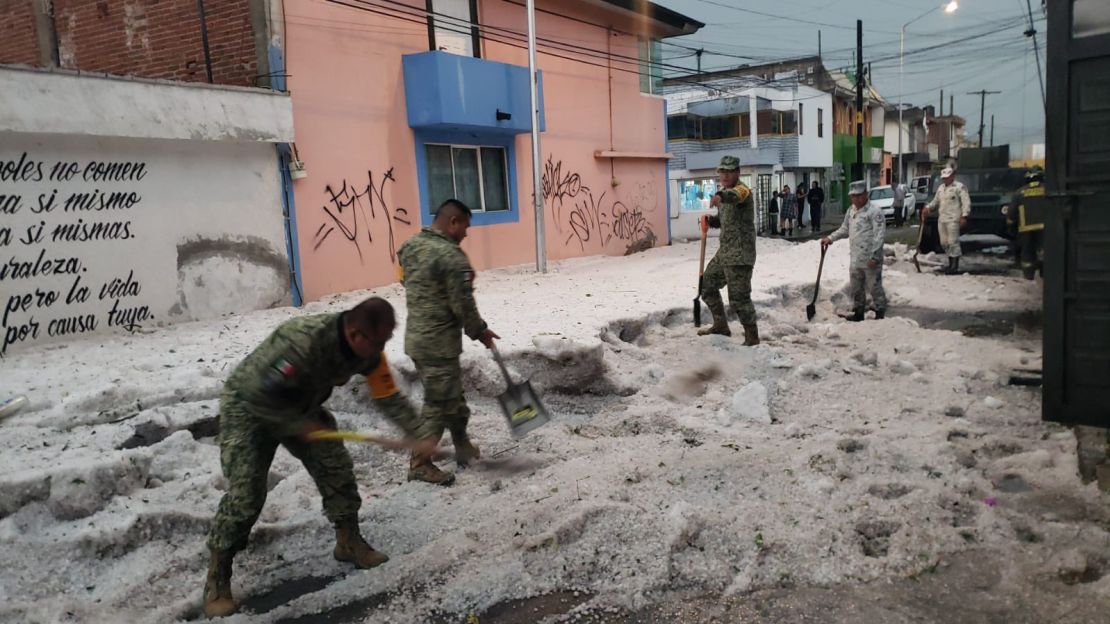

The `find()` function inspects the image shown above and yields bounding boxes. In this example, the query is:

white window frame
[426,143,509,213]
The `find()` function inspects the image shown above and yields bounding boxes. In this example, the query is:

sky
[654,0,1046,156]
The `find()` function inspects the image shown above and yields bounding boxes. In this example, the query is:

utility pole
[818,30,822,58]
[696,48,703,74]
[854,19,864,183]
[1023,0,1046,111]
[526,0,546,272]
[967,89,1000,148]
[940,89,944,115]
[990,114,995,146]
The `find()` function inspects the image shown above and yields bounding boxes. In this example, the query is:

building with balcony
[0,0,703,350]
[661,56,886,214]
[282,0,702,301]
[883,104,968,184]
[662,77,833,239]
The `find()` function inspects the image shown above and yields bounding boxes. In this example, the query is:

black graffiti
[315,168,408,263]
[541,156,588,233]
[565,191,611,251]
[611,202,650,242]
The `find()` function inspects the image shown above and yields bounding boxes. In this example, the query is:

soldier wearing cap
[821,181,888,321]
[698,155,760,345]
[924,164,971,274]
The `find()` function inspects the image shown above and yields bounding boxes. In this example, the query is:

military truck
[953,146,1029,240]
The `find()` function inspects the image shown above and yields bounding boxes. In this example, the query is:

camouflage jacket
[397,227,488,361]
[828,202,886,269]
[708,182,756,266]
[224,313,428,438]
[926,181,971,222]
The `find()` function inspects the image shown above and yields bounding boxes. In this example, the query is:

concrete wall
[0,68,294,355]
[0,67,294,142]
[285,0,669,301]
[0,135,289,356]
[797,88,833,168]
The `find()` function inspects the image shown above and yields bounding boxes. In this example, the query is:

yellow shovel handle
[306,430,415,451]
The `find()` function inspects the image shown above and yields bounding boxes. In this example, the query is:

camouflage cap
[716,155,740,172]
[848,180,867,195]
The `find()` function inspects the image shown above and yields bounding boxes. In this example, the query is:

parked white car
[868,185,915,222]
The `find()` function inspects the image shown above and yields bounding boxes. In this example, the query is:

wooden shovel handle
[698,223,708,276]
[306,430,420,452]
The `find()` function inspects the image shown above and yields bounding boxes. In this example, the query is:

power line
[322,0,791,98]
[681,0,900,34]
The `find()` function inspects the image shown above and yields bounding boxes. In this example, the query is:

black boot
[875,309,886,320]
[951,257,960,274]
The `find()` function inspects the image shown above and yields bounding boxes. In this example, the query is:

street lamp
[899,2,958,189]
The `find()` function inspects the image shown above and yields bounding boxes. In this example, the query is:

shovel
[805,245,828,321]
[912,209,926,273]
[306,430,444,454]
[491,346,551,438]
[694,219,708,327]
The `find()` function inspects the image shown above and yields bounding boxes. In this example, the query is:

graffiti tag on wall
[540,156,652,252]
[313,168,411,263]
[0,152,152,355]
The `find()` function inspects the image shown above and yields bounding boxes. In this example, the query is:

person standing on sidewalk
[892,177,907,228]
[779,184,797,237]
[768,191,780,236]
[397,199,500,486]
[821,181,887,321]
[697,155,760,345]
[796,186,809,230]
[807,181,825,232]
[923,165,971,274]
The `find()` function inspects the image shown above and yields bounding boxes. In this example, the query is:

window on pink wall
[427,0,481,58]
[425,144,509,213]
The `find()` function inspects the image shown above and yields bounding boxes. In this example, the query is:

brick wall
[1,0,258,87]
[0,0,43,67]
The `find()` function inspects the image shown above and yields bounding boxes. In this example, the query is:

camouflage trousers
[207,399,360,554]
[700,258,757,326]
[848,266,888,313]
[413,356,471,439]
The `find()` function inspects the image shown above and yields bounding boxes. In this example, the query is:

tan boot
[451,430,481,468]
[742,324,761,346]
[697,302,731,336]
[334,521,389,569]
[202,550,237,619]
[407,454,456,486]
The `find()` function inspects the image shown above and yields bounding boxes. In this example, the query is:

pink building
[280,0,703,301]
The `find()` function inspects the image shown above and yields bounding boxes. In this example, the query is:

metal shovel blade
[497,379,551,438]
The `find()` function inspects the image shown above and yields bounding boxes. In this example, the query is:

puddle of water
[472,591,591,624]
[243,574,342,616]
[273,585,400,624]
[890,307,1043,338]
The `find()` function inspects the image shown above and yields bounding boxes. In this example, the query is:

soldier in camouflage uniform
[698,155,760,346]
[203,297,439,618]
[397,199,499,485]
[821,180,888,321]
